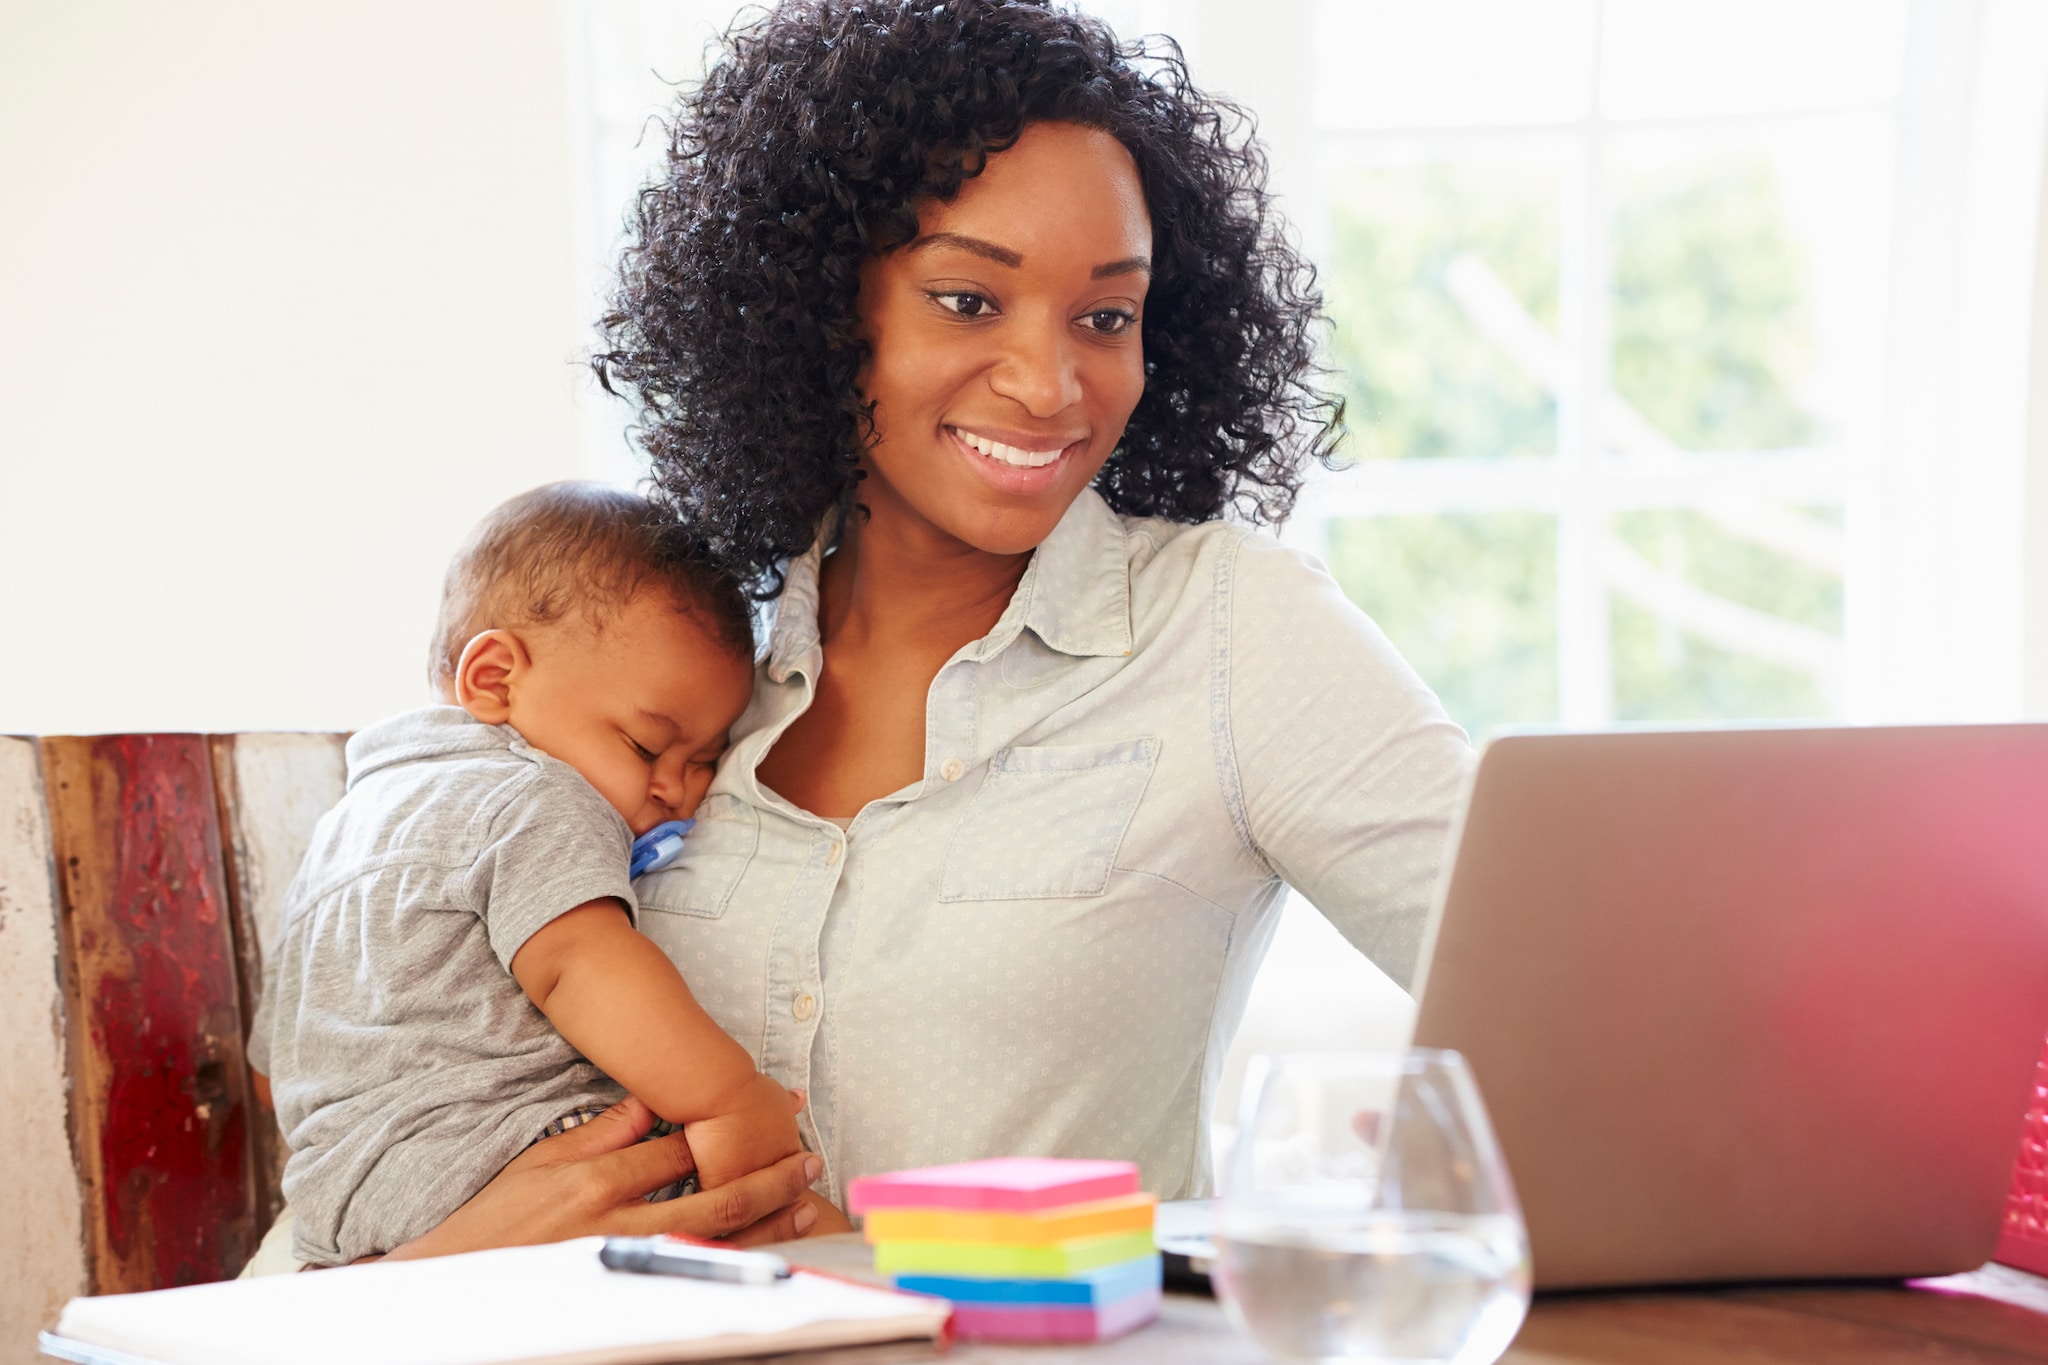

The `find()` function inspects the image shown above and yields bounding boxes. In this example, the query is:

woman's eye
[932,291,995,318]
[1085,309,1136,335]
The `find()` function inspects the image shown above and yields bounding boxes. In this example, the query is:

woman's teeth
[953,428,1066,468]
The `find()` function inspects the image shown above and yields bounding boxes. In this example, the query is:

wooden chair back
[1,731,345,1357]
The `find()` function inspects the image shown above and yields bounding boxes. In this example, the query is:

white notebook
[40,1238,950,1365]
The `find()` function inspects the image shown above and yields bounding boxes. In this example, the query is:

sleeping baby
[250,482,801,1265]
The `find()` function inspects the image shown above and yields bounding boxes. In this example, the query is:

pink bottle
[1996,1034,2048,1276]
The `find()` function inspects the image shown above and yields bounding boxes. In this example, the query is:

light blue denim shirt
[633,488,1472,1205]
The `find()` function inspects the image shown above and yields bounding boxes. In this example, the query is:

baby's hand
[683,1072,806,1192]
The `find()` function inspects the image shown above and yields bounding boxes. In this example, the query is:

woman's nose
[988,316,1083,417]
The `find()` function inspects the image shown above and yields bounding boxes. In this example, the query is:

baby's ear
[453,630,526,724]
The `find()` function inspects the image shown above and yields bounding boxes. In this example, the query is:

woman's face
[855,120,1152,557]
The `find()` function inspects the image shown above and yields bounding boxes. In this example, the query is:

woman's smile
[942,423,1088,494]
[945,424,1082,469]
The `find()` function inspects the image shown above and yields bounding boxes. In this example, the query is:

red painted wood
[43,734,258,1293]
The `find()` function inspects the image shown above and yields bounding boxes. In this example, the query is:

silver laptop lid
[1412,725,2048,1289]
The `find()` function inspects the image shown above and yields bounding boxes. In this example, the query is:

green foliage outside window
[1611,157,1819,453]
[1318,148,1837,736]
[1325,160,1560,464]
[1609,508,1842,722]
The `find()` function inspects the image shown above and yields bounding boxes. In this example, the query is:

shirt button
[793,993,816,1022]
[940,756,966,782]
[825,840,843,866]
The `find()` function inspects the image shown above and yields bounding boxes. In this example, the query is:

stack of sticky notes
[847,1157,1161,1343]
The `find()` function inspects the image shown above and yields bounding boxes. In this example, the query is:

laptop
[1410,724,2048,1290]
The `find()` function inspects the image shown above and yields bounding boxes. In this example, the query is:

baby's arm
[510,900,802,1189]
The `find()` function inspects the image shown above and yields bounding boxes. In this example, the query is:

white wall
[2027,110,2048,716]
[0,1,599,735]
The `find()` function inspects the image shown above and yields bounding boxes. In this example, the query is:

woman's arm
[1223,535,1475,992]
[381,1095,827,1260]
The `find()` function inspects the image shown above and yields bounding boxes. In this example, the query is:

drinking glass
[1215,1050,1531,1365]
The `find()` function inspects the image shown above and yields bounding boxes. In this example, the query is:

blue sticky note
[893,1254,1162,1306]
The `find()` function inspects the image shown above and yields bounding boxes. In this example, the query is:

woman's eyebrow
[909,233,1151,280]
[910,232,1022,267]
[1091,256,1151,280]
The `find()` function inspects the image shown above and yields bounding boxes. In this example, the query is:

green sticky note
[874,1229,1156,1278]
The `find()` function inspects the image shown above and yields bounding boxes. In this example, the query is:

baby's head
[430,482,755,835]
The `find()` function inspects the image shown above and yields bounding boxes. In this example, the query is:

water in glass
[1216,1051,1530,1365]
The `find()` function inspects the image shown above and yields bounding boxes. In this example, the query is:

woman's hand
[381,1096,823,1261]
[794,1188,855,1237]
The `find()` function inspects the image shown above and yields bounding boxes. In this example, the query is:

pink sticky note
[847,1158,1142,1214]
[951,1288,1161,1342]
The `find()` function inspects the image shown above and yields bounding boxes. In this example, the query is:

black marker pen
[599,1237,793,1286]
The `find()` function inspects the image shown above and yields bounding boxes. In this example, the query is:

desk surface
[765,1235,2048,1365]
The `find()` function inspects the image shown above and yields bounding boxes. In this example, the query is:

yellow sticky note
[862,1193,1156,1247]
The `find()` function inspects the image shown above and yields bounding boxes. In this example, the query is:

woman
[374,0,1468,1260]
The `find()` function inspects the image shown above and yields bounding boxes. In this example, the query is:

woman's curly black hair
[594,0,1343,594]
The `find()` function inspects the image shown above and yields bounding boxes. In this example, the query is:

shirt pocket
[633,794,758,919]
[939,738,1160,902]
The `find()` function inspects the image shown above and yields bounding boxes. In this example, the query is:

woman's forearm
[380,1098,825,1260]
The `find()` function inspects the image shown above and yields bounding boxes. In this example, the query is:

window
[1081,0,2048,733]
[1301,0,1898,734]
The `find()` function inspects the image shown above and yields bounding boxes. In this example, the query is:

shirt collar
[764,527,827,684]
[764,486,1133,680]
[986,487,1133,660]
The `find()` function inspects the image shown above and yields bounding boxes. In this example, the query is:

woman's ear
[453,630,529,725]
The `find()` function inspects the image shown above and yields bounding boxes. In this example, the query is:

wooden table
[762,1235,2048,1364]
